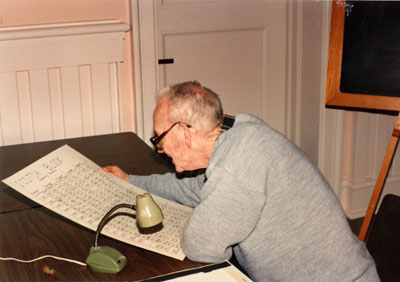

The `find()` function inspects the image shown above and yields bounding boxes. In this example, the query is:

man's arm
[181,167,266,262]
[130,173,203,208]
[102,165,203,207]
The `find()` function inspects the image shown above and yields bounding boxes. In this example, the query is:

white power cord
[0,255,86,266]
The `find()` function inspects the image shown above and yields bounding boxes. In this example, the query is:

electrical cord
[0,204,136,269]
[0,255,86,266]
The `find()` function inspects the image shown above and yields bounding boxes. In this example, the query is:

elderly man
[103,81,379,281]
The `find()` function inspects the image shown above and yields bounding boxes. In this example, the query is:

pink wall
[0,0,136,132]
[0,0,130,27]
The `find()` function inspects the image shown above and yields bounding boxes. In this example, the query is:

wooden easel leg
[358,113,400,241]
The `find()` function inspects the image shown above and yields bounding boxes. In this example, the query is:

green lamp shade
[136,193,164,228]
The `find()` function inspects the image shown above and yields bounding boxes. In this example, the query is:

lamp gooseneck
[94,203,135,248]
[86,193,164,274]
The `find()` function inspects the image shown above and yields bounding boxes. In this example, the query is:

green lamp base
[86,246,127,274]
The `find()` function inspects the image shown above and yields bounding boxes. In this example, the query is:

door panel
[134,0,288,143]
[157,0,288,133]
[161,29,264,118]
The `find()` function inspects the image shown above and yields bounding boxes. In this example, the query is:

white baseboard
[342,176,400,219]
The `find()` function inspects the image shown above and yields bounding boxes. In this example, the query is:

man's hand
[102,166,129,182]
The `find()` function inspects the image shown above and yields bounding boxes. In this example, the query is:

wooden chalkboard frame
[326,0,400,111]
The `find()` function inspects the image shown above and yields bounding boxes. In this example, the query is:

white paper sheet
[167,266,250,282]
[147,262,253,282]
[2,145,192,260]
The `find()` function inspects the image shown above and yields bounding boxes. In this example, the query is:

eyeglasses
[150,122,192,148]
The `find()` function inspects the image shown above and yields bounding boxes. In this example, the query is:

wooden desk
[0,133,205,281]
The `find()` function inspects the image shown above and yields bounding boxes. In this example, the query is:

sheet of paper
[2,145,192,260]
[149,262,253,282]
[167,267,249,282]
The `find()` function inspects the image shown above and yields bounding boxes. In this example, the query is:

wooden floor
[348,217,364,235]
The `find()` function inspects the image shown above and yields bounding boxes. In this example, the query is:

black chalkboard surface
[326,0,400,111]
[341,1,400,97]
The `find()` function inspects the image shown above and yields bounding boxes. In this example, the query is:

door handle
[158,58,174,64]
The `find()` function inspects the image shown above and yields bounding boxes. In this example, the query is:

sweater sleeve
[181,167,266,262]
[129,172,203,208]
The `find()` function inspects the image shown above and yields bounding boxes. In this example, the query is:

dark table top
[0,133,205,281]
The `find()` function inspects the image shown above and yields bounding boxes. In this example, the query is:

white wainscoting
[341,111,400,219]
[0,20,130,146]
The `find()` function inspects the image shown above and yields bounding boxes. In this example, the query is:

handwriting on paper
[3,145,192,260]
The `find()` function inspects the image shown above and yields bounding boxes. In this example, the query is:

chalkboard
[326,0,400,111]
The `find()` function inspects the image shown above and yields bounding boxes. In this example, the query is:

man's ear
[182,124,192,148]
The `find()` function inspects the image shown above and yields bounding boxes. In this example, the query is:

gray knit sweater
[130,113,379,282]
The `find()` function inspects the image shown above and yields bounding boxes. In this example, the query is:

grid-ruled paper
[2,145,192,260]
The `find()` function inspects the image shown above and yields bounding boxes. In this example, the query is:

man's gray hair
[157,81,224,133]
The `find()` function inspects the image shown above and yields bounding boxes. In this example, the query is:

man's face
[153,98,190,173]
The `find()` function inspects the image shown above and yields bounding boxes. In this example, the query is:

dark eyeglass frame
[150,122,192,147]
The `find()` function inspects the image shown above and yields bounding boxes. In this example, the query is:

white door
[132,0,288,143]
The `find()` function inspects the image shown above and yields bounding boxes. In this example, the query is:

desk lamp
[86,193,163,274]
